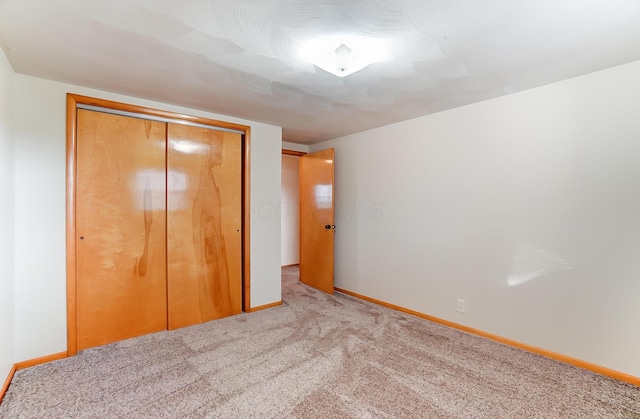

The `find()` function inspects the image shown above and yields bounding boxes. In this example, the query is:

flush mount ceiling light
[299,35,389,77]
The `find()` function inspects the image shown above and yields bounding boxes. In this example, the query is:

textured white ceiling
[1,0,640,144]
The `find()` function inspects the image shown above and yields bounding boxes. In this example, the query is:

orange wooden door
[76,109,167,350]
[299,148,335,294]
[166,124,243,329]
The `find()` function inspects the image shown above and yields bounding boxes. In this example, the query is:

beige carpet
[1,266,639,418]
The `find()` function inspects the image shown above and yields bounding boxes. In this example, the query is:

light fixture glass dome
[299,35,389,77]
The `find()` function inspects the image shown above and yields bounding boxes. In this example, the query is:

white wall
[311,60,640,378]
[281,155,300,266]
[12,74,282,361]
[0,49,15,382]
[282,141,309,153]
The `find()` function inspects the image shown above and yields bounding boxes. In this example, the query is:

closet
[73,106,243,351]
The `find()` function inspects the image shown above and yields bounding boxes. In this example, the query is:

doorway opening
[281,147,335,294]
[281,151,303,268]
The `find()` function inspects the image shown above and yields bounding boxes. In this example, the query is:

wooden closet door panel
[167,124,242,330]
[76,109,167,350]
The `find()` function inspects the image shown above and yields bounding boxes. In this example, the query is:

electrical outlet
[456,299,466,313]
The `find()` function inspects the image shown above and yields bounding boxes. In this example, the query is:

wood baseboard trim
[335,287,640,387]
[14,351,68,371]
[250,301,283,312]
[281,263,300,268]
[0,364,17,404]
[0,351,68,404]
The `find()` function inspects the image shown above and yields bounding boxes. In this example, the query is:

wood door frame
[280,149,306,271]
[66,93,252,356]
[282,149,307,157]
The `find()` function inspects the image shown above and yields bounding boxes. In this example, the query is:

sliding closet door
[76,110,168,350]
[167,124,243,330]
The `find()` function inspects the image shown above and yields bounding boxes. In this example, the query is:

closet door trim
[77,104,246,134]
[66,93,252,356]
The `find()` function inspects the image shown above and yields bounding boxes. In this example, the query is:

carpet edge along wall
[334,287,640,388]
[1,290,639,405]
